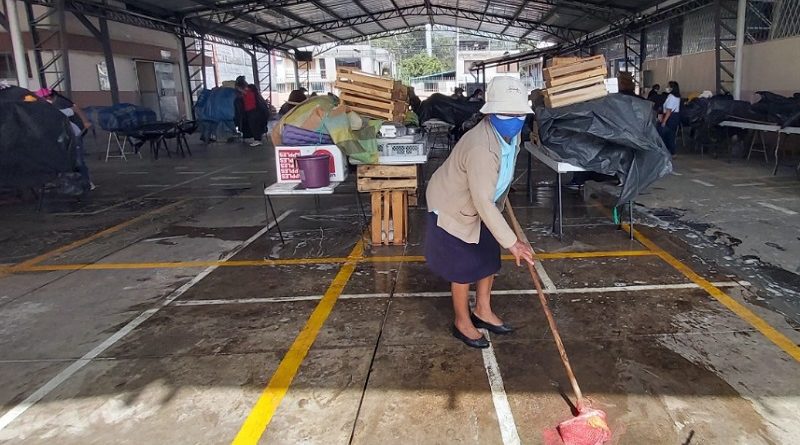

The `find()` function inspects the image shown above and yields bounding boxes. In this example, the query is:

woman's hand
[508,239,535,266]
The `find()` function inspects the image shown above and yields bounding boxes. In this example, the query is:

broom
[505,201,612,445]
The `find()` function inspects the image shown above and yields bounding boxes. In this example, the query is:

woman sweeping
[425,76,535,349]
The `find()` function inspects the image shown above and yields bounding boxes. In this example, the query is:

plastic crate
[382,143,425,156]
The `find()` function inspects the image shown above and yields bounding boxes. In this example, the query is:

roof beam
[309,0,369,37]
[351,0,390,32]
[269,4,343,43]
[388,0,411,27]
[266,4,588,44]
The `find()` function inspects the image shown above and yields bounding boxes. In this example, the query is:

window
[96,61,111,91]
[0,53,15,79]
[319,58,326,79]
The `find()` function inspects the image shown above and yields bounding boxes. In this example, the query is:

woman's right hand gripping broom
[508,239,535,267]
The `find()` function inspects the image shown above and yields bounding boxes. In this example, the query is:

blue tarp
[195,87,237,123]
[83,103,157,132]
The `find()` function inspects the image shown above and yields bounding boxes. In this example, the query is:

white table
[524,142,633,240]
[718,120,800,175]
[262,181,365,244]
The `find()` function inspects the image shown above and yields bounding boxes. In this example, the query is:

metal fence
[770,0,800,38]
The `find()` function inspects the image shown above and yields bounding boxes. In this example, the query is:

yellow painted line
[0,200,185,277]
[626,224,800,363]
[230,240,365,445]
[8,250,657,273]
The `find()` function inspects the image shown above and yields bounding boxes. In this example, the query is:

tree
[398,53,445,80]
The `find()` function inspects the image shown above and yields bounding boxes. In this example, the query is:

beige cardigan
[426,118,519,249]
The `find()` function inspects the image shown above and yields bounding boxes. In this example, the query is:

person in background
[235,76,270,147]
[468,89,484,102]
[647,84,661,101]
[451,87,466,100]
[36,88,95,191]
[425,76,535,349]
[658,81,681,157]
[279,88,308,115]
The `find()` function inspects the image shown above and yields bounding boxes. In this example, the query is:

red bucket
[295,154,331,188]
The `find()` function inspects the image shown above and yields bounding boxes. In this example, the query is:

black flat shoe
[470,312,515,335]
[451,325,490,349]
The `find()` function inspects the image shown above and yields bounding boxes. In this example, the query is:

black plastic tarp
[536,94,672,205]
[0,94,76,189]
[418,93,483,129]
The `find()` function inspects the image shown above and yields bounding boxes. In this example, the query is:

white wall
[643,35,800,100]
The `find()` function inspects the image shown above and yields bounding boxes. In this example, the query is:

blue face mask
[489,114,526,138]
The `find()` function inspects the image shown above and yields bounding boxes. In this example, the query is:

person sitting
[451,87,466,101]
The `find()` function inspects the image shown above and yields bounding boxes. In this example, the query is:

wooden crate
[543,55,606,83]
[370,190,408,245]
[543,55,608,108]
[548,57,582,67]
[357,164,417,192]
[544,83,608,108]
[340,91,408,122]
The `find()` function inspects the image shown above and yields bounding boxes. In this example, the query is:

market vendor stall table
[524,142,633,240]
[262,181,367,245]
[718,120,800,175]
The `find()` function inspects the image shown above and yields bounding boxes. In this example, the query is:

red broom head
[555,406,612,445]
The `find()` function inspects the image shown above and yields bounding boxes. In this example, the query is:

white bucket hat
[480,76,532,115]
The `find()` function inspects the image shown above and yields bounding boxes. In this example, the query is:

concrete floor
[0,134,799,444]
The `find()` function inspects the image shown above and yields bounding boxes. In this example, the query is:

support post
[714,0,723,94]
[23,1,46,88]
[293,56,301,90]
[98,16,119,104]
[733,0,746,100]
[5,0,29,88]
[200,37,207,89]
[56,0,71,95]
[179,36,195,120]
[251,46,260,90]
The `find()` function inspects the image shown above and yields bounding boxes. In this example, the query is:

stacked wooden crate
[543,55,608,108]
[336,68,408,122]
[357,165,417,245]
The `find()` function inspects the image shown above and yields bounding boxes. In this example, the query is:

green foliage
[398,53,446,80]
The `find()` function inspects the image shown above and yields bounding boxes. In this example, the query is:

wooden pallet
[357,164,417,192]
[543,55,608,108]
[544,83,608,108]
[370,190,408,245]
[548,57,582,67]
[543,55,606,82]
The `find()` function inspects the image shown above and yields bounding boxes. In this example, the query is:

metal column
[733,0,747,99]
[73,11,119,104]
[293,56,301,90]
[24,0,71,93]
[714,0,738,94]
[181,35,208,104]
[5,0,29,88]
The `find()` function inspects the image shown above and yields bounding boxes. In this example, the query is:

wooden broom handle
[505,200,584,403]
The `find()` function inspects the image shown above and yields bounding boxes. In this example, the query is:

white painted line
[480,330,521,445]
[691,179,715,187]
[732,182,766,187]
[210,176,246,181]
[670,172,683,176]
[756,202,798,215]
[0,210,293,432]
[534,261,556,292]
[210,183,252,188]
[54,167,230,216]
[172,281,748,306]
[116,171,150,175]
[176,171,207,175]
[231,170,270,174]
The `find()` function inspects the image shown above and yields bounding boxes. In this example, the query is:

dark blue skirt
[424,212,501,284]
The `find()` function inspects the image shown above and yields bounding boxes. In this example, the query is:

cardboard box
[275,144,348,183]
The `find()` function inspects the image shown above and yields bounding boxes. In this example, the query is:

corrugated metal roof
[92,0,670,50]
